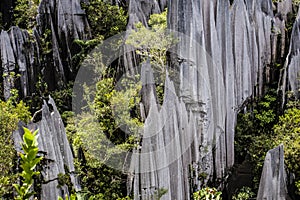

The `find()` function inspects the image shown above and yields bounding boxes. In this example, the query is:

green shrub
[14,0,39,30]
[273,108,300,194]
[0,91,31,198]
[232,187,255,200]
[13,128,43,200]
[81,0,127,38]
[248,135,274,189]
[126,10,177,72]
[66,76,142,199]
[235,90,278,162]
[193,187,222,200]
[235,94,300,195]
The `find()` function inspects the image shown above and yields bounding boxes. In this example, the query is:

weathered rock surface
[13,97,80,199]
[257,145,290,200]
[2,0,300,199]
[1,0,91,100]
[282,7,300,100]
[129,0,298,199]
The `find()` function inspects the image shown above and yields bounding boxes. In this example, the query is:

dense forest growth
[0,0,300,199]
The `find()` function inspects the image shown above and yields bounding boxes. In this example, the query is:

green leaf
[23,128,35,147]
[30,157,43,170]
[27,147,38,161]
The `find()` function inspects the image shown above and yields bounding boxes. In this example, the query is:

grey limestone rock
[257,145,290,200]
[1,0,91,100]
[285,7,300,98]
[130,0,298,199]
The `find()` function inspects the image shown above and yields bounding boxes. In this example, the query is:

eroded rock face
[13,97,80,199]
[3,0,300,199]
[1,0,91,100]
[257,145,290,200]
[282,8,300,101]
[1,27,39,100]
[129,0,298,199]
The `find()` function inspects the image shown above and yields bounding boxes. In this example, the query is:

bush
[0,91,31,198]
[14,0,39,30]
[232,187,255,200]
[13,128,43,200]
[126,10,177,72]
[66,76,142,199]
[193,187,222,200]
[235,95,300,195]
[234,90,279,191]
[81,0,127,38]
[273,107,300,194]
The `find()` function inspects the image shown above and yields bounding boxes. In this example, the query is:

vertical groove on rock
[1,0,91,100]
[130,0,299,199]
[13,97,80,199]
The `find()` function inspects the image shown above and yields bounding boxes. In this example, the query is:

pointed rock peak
[149,87,158,113]
[163,70,177,105]
[141,61,155,86]
[48,95,59,114]
[42,99,50,116]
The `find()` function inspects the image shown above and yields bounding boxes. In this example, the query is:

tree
[81,0,127,39]
[126,10,177,72]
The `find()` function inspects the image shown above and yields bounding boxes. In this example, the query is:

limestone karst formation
[128,0,299,199]
[0,0,300,199]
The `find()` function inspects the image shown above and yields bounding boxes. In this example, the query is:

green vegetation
[193,187,222,200]
[4,0,300,199]
[58,194,77,200]
[235,90,278,154]
[126,10,178,104]
[81,0,127,39]
[66,74,142,199]
[234,90,279,189]
[273,106,300,194]
[14,0,39,30]
[57,3,130,198]
[232,187,255,200]
[13,128,43,200]
[235,89,300,196]
[126,10,177,72]
[0,90,31,198]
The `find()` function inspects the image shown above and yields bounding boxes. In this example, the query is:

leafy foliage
[0,91,31,198]
[232,187,255,200]
[13,128,43,200]
[126,10,179,104]
[247,134,274,189]
[273,107,300,194]
[126,10,177,72]
[81,0,127,39]
[58,193,78,200]
[193,187,222,200]
[66,75,142,199]
[235,90,300,195]
[234,90,280,191]
[235,90,278,162]
[14,0,39,30]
